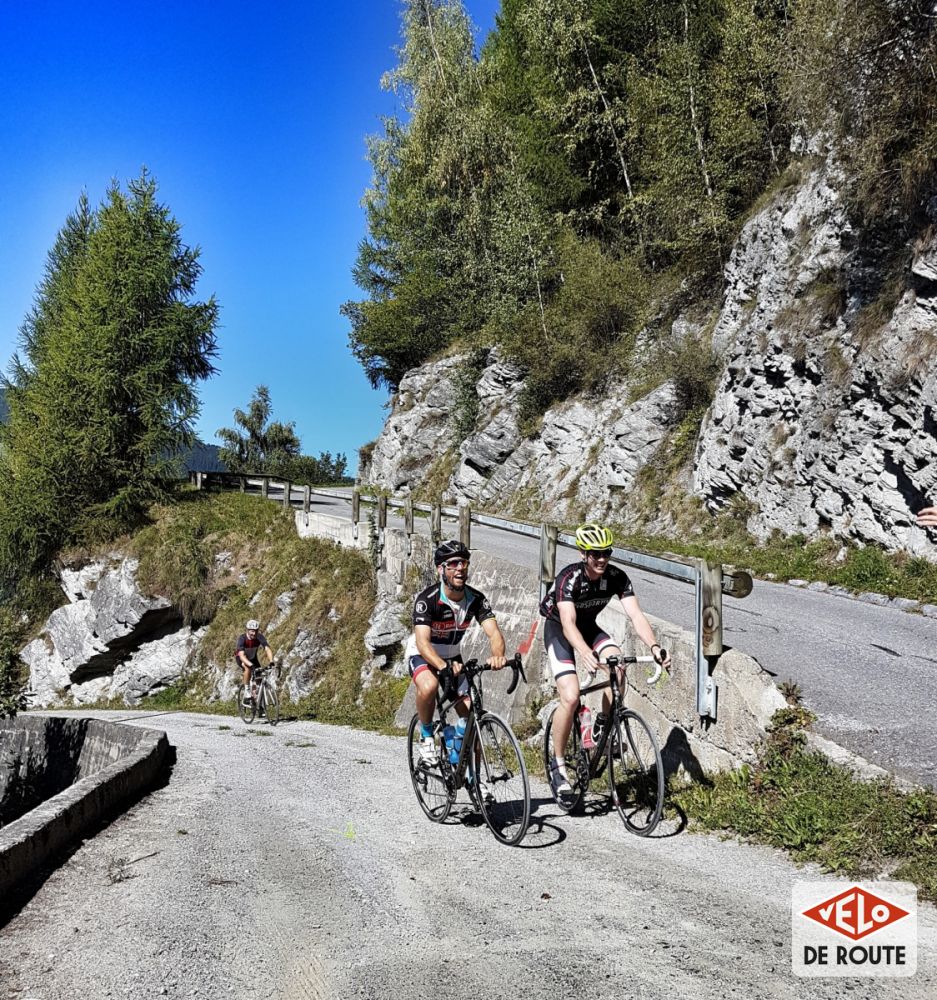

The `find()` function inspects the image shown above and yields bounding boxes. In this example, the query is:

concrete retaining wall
[294,510,785,773]
[0,716,169,896]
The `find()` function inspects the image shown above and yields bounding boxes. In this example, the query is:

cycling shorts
[408,656,469,697]
[543,618,618,681]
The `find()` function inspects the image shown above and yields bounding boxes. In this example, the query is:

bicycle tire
[607,708,665,836]
[542,704,588,813]
[473,713,530,847]
[262,681,279,725]
[237,684,256,725]
[406,714,454,823]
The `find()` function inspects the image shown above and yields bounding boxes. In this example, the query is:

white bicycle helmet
[246,619,260,630]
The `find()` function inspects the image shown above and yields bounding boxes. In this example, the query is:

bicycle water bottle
[442,725,456,759]
[579,705,595,750]
[450,718,467,765]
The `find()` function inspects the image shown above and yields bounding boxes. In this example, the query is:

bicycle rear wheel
[542,704,588,813]
[262,681,279,725]
[237,684,256,725]
[607,709,664,835]
[406,714,454,822]
[473,713,530,846]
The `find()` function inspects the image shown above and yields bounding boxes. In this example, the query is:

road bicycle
[542,653,665,835]
[407,653,531,847]
[237,664,279,726]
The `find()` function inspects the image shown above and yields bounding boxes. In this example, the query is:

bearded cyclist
[405,540,507,766]
[540,523,671,798]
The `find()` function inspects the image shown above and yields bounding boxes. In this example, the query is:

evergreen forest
[343,0,937,423]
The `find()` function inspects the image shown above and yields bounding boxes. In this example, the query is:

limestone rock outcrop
[21,557,200,707]
[694,163,937,557]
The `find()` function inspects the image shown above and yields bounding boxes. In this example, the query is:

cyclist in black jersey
[407,539,507,767]
[540,523,670,798]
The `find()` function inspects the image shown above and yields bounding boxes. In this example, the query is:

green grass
[673,710,937,903]
[600,507,937,605]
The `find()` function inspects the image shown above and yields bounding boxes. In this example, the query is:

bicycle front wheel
[474,713,530,847]
[262,681,279,725]
[237,684,256,725]
[607,709,664,836]
[542,704,587,813]
[406,714,454,823]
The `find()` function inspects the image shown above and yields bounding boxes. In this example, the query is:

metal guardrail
[190,470,753,720]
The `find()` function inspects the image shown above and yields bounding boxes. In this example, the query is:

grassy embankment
[672,708,937,904]
[114,489,408,730]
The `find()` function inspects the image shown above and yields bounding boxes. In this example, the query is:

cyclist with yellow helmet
[539,523,670,798]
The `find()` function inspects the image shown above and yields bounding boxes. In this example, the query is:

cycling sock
[420,722,433,740]
[553,756,568,779]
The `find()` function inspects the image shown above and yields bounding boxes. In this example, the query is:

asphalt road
[3,712,934,999]
[307,492,937,788]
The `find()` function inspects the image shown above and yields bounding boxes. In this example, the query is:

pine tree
[0,171,218,589]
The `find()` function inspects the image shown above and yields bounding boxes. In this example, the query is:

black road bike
[237,664,279,726]
[543,654,665,835]
[407,654,531,847]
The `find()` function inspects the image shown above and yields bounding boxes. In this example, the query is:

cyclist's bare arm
[558,601,602,664]
[480,617,506,669]
[414,624,450,673]
[620,595,671,670]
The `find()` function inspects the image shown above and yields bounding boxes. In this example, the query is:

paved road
[307,492,937,788]
[3,712,934,998]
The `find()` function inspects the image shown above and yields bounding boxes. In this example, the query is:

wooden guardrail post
[539,523,558,603]
[431,505,441,546]
[239,475,246,493]
[303,485,310,513]
[377,495,387,531]
[695,559,723,719]
[404,498,414,556]
[261,477,269,500]
[458,505,471,549]
[352,490,360,541]
[282,480,292,509]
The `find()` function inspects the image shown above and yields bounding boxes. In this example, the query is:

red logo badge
[802,886,910,941]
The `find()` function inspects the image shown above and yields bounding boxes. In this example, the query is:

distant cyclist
[236,619,275,703]
[540,523,670,798]
[406,540,507,766]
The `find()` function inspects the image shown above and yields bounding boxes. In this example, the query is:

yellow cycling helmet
[575,523,614,551]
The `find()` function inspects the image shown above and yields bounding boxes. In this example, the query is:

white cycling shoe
[418,737,440,768]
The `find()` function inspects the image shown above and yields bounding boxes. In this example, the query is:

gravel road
[3,711,934,999]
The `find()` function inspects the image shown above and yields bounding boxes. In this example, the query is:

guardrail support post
[539,523,558,602]
[431,505,441,546]
[239,475,246,493]
[695,559,722,719]
[261,477,269,500]
[378,495,387,531]
[459,505,471,549]
[282,480,291,510]
[303,485,310,513]
[352,490,360,541]
[404,498,414,557]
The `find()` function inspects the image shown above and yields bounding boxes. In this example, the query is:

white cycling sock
[554,756,568,779]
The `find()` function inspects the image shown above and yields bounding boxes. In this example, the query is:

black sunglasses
[586,548,612,559]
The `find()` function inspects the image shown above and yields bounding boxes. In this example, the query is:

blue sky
[0,0,500,471]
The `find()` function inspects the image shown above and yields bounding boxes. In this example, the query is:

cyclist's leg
[591,633,621,717]
[410,656,442,765]
[544,620,580,775]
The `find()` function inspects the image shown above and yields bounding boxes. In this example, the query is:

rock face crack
[70,606,185,684]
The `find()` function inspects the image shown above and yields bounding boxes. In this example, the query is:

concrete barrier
[0,716,169,896]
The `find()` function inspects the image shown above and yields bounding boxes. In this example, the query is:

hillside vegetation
[345,0,937,425]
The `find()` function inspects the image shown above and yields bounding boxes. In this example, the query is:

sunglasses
[443,558,469,569]
[586,549,612,559]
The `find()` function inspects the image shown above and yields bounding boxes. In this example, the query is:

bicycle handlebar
[458,653,526,694]
[602,652,668,687]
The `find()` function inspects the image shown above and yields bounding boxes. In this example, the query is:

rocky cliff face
[360,157,937,558]
[694,163,937,557]
[21,557,203,707]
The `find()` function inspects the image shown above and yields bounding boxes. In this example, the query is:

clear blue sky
[0,0,500,472]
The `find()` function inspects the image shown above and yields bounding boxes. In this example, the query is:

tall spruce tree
[0,171,218,589]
